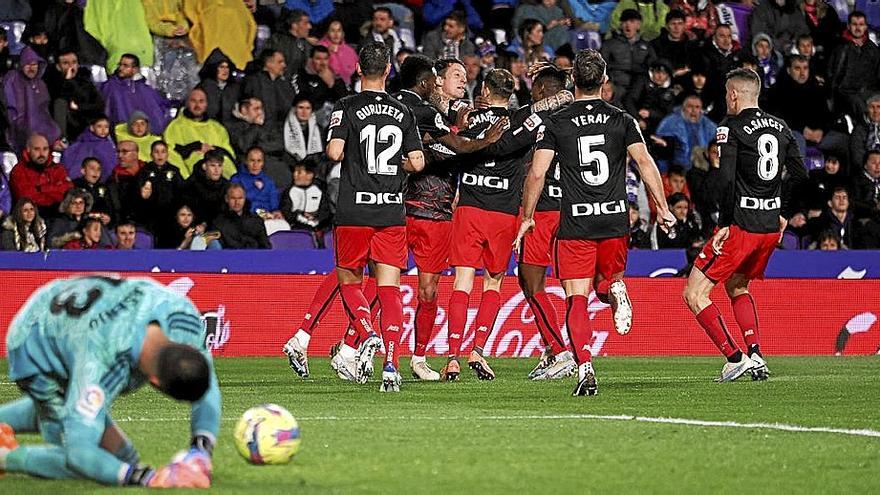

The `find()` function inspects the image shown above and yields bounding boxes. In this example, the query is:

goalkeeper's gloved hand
[147,460,211,489]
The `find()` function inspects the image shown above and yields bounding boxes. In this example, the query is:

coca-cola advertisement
[0,271,878,356]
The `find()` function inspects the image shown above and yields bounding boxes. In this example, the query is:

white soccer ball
[233,404,301,465]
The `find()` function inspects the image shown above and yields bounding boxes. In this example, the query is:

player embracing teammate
[517,49,674,396]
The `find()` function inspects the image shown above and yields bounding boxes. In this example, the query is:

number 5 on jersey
[577,134,609,186]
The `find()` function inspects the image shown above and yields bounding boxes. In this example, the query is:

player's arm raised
[434,116,509,154]
[629,141,675,233]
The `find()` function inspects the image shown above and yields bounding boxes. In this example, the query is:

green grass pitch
[1,357,879,494]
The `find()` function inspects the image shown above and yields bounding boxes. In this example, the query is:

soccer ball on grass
[233,404,301,464]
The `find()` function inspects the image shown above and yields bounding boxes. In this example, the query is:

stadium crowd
[0,0,877,253]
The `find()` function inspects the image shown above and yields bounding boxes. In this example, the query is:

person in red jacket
[10,133,72,219]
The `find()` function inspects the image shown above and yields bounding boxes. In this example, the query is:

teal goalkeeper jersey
[6,275,221,478]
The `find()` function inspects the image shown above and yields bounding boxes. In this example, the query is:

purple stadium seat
[135,230,154,249]
[323,231,334,250]
[269,230,316,249]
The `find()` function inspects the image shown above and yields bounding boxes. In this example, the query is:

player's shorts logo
[571,199,626,217]
[355,192,403,205]
[739,196,781,211]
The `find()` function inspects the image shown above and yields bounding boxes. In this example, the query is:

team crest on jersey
[523,113,542,131]
[75,385,105,420]
[716,126,729,144]
[329,110,343,129]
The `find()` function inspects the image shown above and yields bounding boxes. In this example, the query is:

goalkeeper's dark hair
[573,49,606,92]
[483,68,515,99]
[533,64,568,93]
[156,343,210,402]
[358,41,391,78]
[399,54,435,90]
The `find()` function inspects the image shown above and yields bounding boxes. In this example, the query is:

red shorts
[518,210,559,267]
[406,216,452,274]
[694,225,778,283]
[553,236,628,280]
[334,225,407,270]
[449,206,518,274]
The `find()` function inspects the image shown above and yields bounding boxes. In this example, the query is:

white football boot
[380,363,402,392]
[282,331,310,379]
[355,333,383,384]
[715,354,757,383]
[749,353,770,381]
[410,357,440,381]
[528,348,553,380]
[330,344,358,382]
[571,362,598,396]
[609,280,633,335]
[541,351,577,380]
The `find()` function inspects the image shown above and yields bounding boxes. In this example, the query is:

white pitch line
[112,414,880,439]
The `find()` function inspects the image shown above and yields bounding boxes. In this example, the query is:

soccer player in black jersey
[684,68,807,383]
[325,41,425,392]
[516,49,674,396]
[392,55,506,381]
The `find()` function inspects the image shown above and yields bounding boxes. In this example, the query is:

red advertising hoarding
[0,271,877,356]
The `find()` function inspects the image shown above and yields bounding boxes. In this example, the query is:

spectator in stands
[601,9,656,98]
[463,54,483,104]
[851,94,880,171]
[124,173,164,234]
[101,54,170,133]
[164,87,237,179]
[319,20,358,86]
[43,0,107,67]
[812,230,842,250]
[512,0,571,51]
[264,9,314,78]
[800,0,843,55]
[752,33,784,88]
[43,49,104,143]
[656,192,701,249]
[804,155,845,208]
[84,0,154,74]
[231,146,281,217]
[284,96,323,164]
[694,24,741,122]
[668,0,718,40]
[243,49,296,127]
[1,198,46,252]
[63,216,112,249]
[0,31,11,78]
[281,156,330,232]
[114,220,137,250]
[851,150,880,221]
[423,11,476,61]
[137,140,183,223]
[22,23,52,62]
[510,19,555,68]
[48,188,111,248]
[213,183,270,249]
[793,34,828,85]
[610,0,669,41]
[71,157,114,226]
[10,134,72,219]
[808,186,855,248]
[293,45,348,124]
[0,170,8,218]
[688,140,724,235]
[625,61,676,136]
[227,97,289,191]
[182,150,229,226]
[829,11,880,119]
[424,0,484,32]
[108,140,145,217]
[368,7,405,62]
[114,111,161,163]
[748,0,808,52]
[197,49,241,125]
[628,202,652,249]
[651,10,693,80]
[284,0,335,27]
[183,0,257,72]
[61,115,116,181]
[144,0,199,104]
[158,204,219,249]
[495,50,531,109]
[4,47,62,153]
[655,95,717,170]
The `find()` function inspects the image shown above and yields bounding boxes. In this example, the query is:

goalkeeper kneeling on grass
[0,275,221,488]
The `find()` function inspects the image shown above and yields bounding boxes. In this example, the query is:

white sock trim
[294,330,311,348]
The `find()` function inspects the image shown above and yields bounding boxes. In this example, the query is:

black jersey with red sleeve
[536,99,644,240]
[716,108,807,234]
[327,90,423,227]
[393,90,458,221]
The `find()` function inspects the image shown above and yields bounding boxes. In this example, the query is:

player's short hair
[399,54,435,90]
[727,67,762,94]
[666,10,686,23]
[573,49,606,92]
[156,343,211,402]
[435,58,465,77]
[533,63,568,93]
[358,41,391,78]
[483,68,515,99]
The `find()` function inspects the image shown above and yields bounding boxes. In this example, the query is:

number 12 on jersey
[360,124,402,175]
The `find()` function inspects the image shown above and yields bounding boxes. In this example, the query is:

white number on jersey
[360,124,402,175]
[757,134,780,181]
[577,134,610,186]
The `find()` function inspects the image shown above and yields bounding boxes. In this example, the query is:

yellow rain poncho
[163,112,237,179]
[84,0,154,72]
[183,0,257,71]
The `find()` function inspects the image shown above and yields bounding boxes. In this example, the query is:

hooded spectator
[61,115,116,181]
[48,187,112,248]
[3,47,62,152]
[101,54,170,133]
[1,198,46,252]
[114,110,161,163]
[197,49,241,124]
[752,33,784,88]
